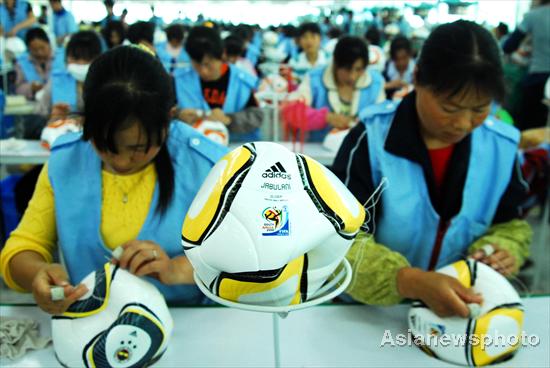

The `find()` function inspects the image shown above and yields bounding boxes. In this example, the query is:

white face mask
[67,63,90,82]
[166,43,182,58]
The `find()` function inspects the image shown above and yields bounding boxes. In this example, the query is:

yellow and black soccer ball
[52,263,173,368]
[182,142,365,306]
[409,259,524,366]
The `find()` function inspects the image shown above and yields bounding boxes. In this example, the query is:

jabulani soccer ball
[409,259,523,366]
[52,263,173,368]
[181,142,365,306]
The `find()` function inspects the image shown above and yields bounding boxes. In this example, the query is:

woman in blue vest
[291,36,385,142]
[174,26,262,143]
[15,27,55,100]
[35,30,102,118]
[155,23,190,75]
[332,21,531,317]
[49,0,78,46]
[0,45,228,314]
[0,0,35,39]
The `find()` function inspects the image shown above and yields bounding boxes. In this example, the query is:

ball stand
[193,259,353,368]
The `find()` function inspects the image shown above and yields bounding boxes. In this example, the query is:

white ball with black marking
[52,263,173,368]
[408,259,523,366]
[181,142,365,306]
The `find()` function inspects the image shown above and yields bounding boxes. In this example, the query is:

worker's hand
[326,112,354,129]
[207,108,231,125]
[114,240,182,284]
[31,81,44,94]
[178,109,201,124]
[397,267,483,318]
[470,245,518,276]
[50,103,71,121]
[32,263,88,315]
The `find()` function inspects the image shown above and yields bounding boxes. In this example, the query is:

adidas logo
[262,162,291,179]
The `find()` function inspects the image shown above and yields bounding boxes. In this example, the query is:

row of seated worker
[1,20,548,323]
[2,17,543,149]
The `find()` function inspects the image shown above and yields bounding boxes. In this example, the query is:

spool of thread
[112,246,124,261]
[51,286,65,301]
[467,303,481,318]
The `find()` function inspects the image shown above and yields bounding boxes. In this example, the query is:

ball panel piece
[299,155,365,236]
[182,145,255,245]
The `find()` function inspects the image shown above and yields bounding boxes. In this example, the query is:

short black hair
[233,24,253,42]
[416,20,505,102]
[333,36,368,69]
[185,26,223,62]
[496,22,509,36]
[389,36,412,60]
[24,27,50,47]
[66,31,102,62]
[327,27,342,40]
[223,34,245,57]
[127,21,155,45]
[83,46,175,214]
[104,0,114,7]
[297,22,321,38]
[165,24,184,43]
[101,20,125,49]
[365,26,381,47]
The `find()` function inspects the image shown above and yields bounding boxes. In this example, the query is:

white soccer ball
[258,74,288,94]
[181,142,365,306]
[192,119,229,146]
[52,263,173,368]
[408,259,524,366]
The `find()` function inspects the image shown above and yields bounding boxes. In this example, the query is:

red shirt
[428,145,455,191]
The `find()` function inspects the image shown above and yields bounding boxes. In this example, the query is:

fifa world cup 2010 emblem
[261,206,290,236]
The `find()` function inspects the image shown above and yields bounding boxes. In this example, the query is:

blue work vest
[50,69,78,112]
[16,53,44,83]
[308,66,384,142]
[155,42,190,73]
[48,122,228,303]
[174,64,259,142]
[360,101,520,269]
[53,10,77,38]
[0,1,31,39]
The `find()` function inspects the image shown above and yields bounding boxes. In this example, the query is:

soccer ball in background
[409,259,524,366]
[192,119,229,146]
[181,142,365,306]
[52,263,173,368]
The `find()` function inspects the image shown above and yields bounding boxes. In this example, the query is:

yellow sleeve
[0,163,57,292]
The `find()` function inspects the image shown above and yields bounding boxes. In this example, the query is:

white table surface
[1,297,548,367]
[4,101,36,116]
[0,140,50,165]
[0,140,336,166]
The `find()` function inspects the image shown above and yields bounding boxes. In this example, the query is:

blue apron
[48,122,228,303]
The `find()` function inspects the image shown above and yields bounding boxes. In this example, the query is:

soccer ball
[258,74,288,94]
[408,259,523,366]
[52,262,173,368]
[192,119,229,146]
[181,142,365,306]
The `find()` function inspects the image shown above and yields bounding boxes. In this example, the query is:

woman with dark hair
[155,23,190,74]
[15,27,60,100]
[383,35,415,99]
[291,36,385,141]
[0,46,228,314]
[333,21,531,316]
[35,30,103,118]
[101,20,125,49]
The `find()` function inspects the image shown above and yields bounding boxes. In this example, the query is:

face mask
[166,43,182,58]
[67,63,90,82]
